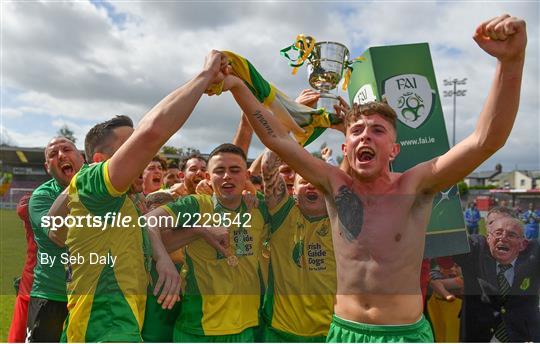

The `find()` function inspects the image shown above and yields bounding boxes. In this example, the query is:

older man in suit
[453,207,540,342]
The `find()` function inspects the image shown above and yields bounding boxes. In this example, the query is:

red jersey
[16,194,37,297]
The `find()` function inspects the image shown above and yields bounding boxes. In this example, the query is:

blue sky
[90,0,127,26]
[2,1,538,171]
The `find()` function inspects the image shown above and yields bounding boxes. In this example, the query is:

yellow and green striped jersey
[263,197,336,338]
[162,194,269,336]
[64,161,148,342]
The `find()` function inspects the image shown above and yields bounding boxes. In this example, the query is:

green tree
[311,151,322,159]
[457,181,469,196]
[58,125,77,143]
[0,127,13,146]
[161,145,178,155]
[161,146,201,160]
[183,147,201,157]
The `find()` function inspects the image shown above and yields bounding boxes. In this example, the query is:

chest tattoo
[334,185,363,242]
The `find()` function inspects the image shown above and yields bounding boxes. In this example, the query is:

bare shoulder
[326,166,354,196]
[398,161,436,196]
[396,167,438,215]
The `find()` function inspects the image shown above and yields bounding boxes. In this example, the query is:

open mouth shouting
[495,243,510,254]
[305,191,319,202]
[60,161,74,177]
[356,146,376,164]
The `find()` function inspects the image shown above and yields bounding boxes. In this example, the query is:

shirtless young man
[217,14,526,342]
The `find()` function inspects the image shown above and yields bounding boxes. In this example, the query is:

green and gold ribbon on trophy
[211,50,343,146]
[280,34,364,92]
[280,35,365,130]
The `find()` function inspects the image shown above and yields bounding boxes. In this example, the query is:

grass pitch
[0,209,26,341]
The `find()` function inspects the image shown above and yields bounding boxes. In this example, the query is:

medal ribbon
[293,220,306,268]
[212,195,247,262]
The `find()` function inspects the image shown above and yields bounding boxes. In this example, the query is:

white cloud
[1,108,23,119]
[2,1,538,171]
[1,125,56,149]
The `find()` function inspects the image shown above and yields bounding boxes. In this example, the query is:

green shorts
[141,261,182,342]
[263,325,326,342]
[173,327,255,343]
[141,289,181,342]
[326,314,434,343]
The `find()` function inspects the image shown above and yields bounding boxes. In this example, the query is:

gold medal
[262,241,271,259]
[227,255,239,267]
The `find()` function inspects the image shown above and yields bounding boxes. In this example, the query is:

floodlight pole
[443,78,467,147]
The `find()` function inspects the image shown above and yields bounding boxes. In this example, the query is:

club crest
[316,225,329,237]
[520,277,530,291]
[382,74,436,129]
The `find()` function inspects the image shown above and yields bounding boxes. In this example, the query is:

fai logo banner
[353,84,377,104]
[382,74,436,129]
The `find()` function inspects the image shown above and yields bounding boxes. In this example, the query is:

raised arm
[108,51,229,193]
[222,76,335,192]
[232,113,253,156]
[261,149,289,210]
[248,153,263,176]
[232,112,265,177]
[415,15,527,194]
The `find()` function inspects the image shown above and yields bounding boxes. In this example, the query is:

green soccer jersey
[161,194,269,336]
[63,161,148,342]
[263,196,336,338]
[29,178,68,302]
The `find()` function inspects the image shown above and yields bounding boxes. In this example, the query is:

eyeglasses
[489,229,523,240]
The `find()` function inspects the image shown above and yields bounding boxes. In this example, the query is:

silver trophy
[281,36,352,114]
[307,41,350,113]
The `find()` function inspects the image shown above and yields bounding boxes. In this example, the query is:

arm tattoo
[262,150,287,206]
[334,185,363,242]
[252,110,277,138]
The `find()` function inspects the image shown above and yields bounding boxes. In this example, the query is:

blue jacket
[464,208,480,228]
